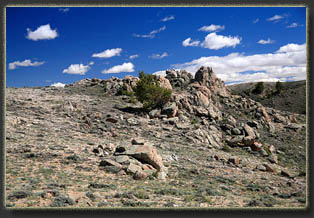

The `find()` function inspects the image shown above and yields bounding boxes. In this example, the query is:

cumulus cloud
[92,48,122,58]
[153,70,167,76]
[8,59,45,70]
[258,38,275,44]
[26,24,58,41]
[276,43,305,53]
[129,54,139,59]
[182,38,200,47]
[267,14,284,22]
[161,15,175,22]
[198,24,225,32]
[155,43,306,84]
[51,82,66,88]
[63,63,93,75]
[150,52,168,59]
[102,62,134,74]
[200,32,241,50]
[133,26,166,39]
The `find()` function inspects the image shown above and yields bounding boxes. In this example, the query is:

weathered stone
[161,102,178,118]
[133,170,149,180]
[247,121,259,128]
[243,124,256,138]
[281,170,294,178]
[274,113,287,123]
[208,106,220,120]
[149,109,161,119]
[258,148,268,157]
[242,136,255,147]
[194,66,215,86]
[250,142,263,151]
[127,117,139,125]
[194,106,208,117]
[126,163,143,175]
[114,155,130,164]
[231,128,242,135]
[131,138,145,145]
[267,154,278,164]
[156,76,172,91]
[227,115,237,126]
[196,91,210,107]
[122,144,164,171]
[263,164,276,173]
[175,123,189,130]
[99,159,123,170]
[228,157,241,166]
[226,136,243,147]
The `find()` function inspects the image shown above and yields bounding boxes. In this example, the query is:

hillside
[5,67,307,208]
[228,80,306,115]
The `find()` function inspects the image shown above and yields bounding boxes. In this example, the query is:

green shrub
[116,83,134,96]
[134,71,172,111]
[275,80,283,94]
[252,82,264,94]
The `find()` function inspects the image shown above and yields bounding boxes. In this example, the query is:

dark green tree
[134,71,172,111]
[252,82,264,94]
[275,80,283,94]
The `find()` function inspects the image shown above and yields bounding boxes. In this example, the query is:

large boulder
[194,66,216,86]
[161,102,178,118]
[117,144,164,171]
[156,75,172,91]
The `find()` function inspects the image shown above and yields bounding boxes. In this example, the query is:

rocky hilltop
[5,66,306,208]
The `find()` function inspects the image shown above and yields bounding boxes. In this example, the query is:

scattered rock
[161,102,178,118]
[50,195,75,207]
[131,138,145,145]
[250,142,263,151]
[228,157,241,166]
[7,191,31,200]
[281,170,294,178]
[263,164,276,173]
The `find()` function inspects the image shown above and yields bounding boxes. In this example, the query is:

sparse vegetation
[252,82,264,94]
[275,80,284,94]
[134,71,172,111]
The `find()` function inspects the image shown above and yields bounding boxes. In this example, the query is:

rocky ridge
[5,66,306,208]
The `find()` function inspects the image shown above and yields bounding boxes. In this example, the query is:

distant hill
[228,80,306,115]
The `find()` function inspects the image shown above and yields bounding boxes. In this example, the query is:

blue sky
[6,7,306,87]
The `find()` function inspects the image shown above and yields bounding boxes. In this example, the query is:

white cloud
[102,62,134,74]
[182,38,200,47]
[276,43,305,53]
[63,63,92,75]
[59,8,69,13]
[129,54,139,59]
[267,14,284,22]
[8,59,45,70]
[133,26,166,39]
[258,38,275,44]
[163,43,306,84]
[153,70,166,76]
[200,32,241,50]
[161,15,175,22]
[51,82,66,88]
[198,24,225,32]
[92,48,122,58]
[253,18,259,24]
[26,24,58,41]
[89,61,94,65]
[150,52,168,59]
[286,22,302,28]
